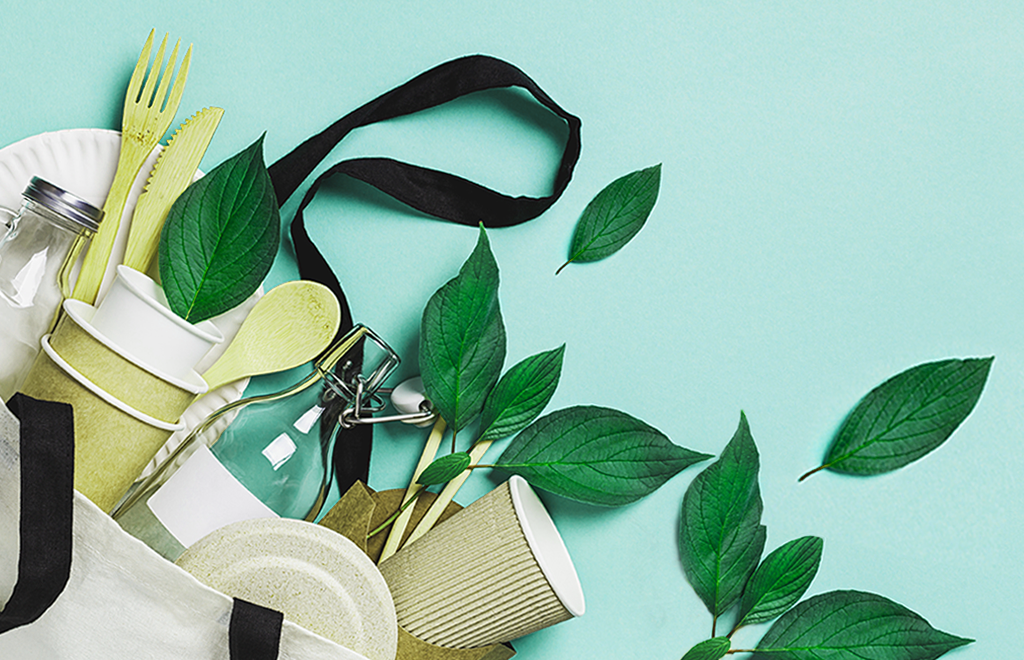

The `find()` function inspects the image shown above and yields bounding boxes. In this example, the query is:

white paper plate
[176,518,398,660]
[0,128,259,472]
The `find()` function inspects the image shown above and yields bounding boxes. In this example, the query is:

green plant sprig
[413,226,710,510]
[677,414,973,660]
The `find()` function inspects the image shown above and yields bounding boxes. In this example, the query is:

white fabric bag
[0,395,367,660]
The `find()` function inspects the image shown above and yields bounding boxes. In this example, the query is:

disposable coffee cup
[52,299,207,421]
[379,476,584,649]
[19,336,184,513]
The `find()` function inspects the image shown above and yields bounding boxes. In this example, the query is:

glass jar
[0,177,102,400]
[112,324,401,560]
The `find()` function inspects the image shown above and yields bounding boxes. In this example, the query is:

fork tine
[162,44,192,117]
[138,33,168,108]
[123,29,154,116]
[150,39,180,112]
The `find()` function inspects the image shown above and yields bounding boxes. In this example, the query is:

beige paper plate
[176,518,398,660]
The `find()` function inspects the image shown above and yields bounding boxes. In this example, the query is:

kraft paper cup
[19,336,184,513]
[90,265,223,380]
[49,299,208,422]
[379,476,585,649]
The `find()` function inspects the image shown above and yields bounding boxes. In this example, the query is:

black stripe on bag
[0,394,74,634]
[268,54,581,494]
[229,598,283,660]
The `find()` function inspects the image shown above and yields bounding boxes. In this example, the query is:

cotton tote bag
[0,394,365,659]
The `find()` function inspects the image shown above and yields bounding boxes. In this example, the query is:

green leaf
[477,344,565,444]
[735,536,823,629]
[750,590,972,660]
[681,637,731,660]
[803,357,994,479]
[419,226,506,433]
[494,405,711,506]
[557,164,661,274]
[680,412,766,619]
[159,134,280,323]
[417,452,472,486]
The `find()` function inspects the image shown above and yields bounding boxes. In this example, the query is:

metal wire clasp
[316,324,436,429]
[338,377,436,428]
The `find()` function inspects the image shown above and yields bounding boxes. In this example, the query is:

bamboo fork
[71,30,191,304]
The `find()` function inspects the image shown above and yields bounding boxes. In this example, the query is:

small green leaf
[735,536,823,629]
[494,405,711,506]
[680,412,765,618]
[419,226,506,433]
[681,637,731,660]
[750,590,972,660]
[557,164,661,274]
[803,357,994,479]
[159,134,280,323]
[417,452,472,486]
[477,344,565,444]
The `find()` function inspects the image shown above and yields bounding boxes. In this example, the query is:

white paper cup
[379,476,585,649]
[90,265,223,380]
[52,300,208,421]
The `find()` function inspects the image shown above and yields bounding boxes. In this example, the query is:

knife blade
[122,106,224,273]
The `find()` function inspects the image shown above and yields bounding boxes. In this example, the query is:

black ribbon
[229,598,283,660]
[0,394,75,635]
[268,54,581,494]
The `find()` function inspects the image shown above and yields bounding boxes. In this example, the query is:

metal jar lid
[23,177,104,232]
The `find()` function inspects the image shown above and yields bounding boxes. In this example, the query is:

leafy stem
[366,488,425,539]
[680,415,971,660]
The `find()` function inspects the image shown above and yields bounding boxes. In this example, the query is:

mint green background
[3,2,1021,657]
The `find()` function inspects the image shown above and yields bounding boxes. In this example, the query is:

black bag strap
[268,54,581,492]
[0,396,285,658]
[0,395,74,635]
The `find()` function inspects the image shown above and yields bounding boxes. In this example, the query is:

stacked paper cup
[379,476,585,649]
[19,266,220,512]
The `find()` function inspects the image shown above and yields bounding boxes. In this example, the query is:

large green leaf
[750,590,972,660]
[159,134,280,323]
[494,406,711,506]
[735,536,823,629]
[476,344,564,444]
[557,164,661,273]
[419,226,506,433]
[681,637,731,660]
[679,412,765,619]
[803,357,993,479]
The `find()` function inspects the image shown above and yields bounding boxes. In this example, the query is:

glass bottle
[112,324,400,560]
[0,177,103,400]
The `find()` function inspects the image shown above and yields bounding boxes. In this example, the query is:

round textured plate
[0,129,259,471]
[176,518,398,660]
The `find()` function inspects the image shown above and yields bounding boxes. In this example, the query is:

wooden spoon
[201,281,340,392]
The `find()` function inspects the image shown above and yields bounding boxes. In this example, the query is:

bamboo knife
[122,106,224,274]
